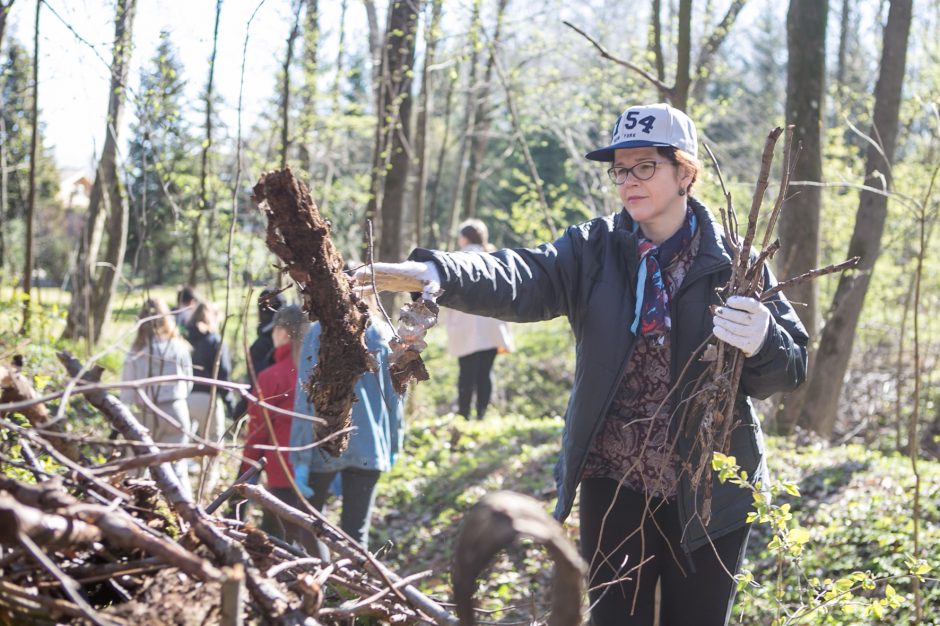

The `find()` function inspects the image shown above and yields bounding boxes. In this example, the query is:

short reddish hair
[657,146,702,196]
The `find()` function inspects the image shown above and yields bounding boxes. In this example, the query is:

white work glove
[712,295,771,358]
[353,261,441,299]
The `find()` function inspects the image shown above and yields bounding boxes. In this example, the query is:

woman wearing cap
[356,103,808,625]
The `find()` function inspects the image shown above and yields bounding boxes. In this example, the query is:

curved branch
[563,21,674,101]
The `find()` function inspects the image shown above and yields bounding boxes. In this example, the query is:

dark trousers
[579,478,750,626]
[457,348,498,419]
[306,467,382,549]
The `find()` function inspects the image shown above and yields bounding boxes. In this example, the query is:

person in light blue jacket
[290,315,404,549]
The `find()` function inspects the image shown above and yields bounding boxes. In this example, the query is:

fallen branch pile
[0,353,459,625]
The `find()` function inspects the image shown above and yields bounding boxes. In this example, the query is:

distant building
[59,169,92,240]
[59,169,92,211]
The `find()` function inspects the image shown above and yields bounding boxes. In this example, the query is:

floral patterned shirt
[582,230,701,498]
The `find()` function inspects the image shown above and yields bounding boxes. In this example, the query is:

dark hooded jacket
[409,198,808,554]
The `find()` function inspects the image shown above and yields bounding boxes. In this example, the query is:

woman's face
[613,147,690,236]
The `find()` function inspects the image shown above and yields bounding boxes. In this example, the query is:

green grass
[1,285,265,382]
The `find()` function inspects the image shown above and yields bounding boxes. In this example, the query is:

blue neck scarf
[630,209,697,339]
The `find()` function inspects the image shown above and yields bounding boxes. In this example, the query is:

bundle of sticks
[683,127,859,524]
[0,353,456,626]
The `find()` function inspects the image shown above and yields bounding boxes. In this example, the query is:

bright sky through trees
[4,0,371,170]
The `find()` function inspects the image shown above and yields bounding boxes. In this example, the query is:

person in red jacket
[238,304,312,545]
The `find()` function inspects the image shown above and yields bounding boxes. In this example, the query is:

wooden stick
[760,257,861,300]
[0,478,220,581]
[1,362,86,464]
[91,444,218,475]
[740,127,784,272]
[206,457,267,514]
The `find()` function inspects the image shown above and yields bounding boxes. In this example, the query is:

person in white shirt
[445,219,514,419]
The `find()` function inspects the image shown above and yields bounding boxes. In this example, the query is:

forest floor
[355,411,940,625]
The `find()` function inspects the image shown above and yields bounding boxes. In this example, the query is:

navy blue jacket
[410,198,808,553]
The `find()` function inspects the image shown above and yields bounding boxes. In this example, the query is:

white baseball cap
[585,102,698,161]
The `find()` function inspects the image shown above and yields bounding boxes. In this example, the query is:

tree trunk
[189,0,222,289]
[63,0,136,345]
[280,0,303,170]
[413,0,442,248]
[377,0,423,265]
[320,0,345,201]
[63,173,106,344]
[426,73,456,250]
[798,0,912,439]
[773,0,828,433]
[297,0,319,172]
[362,4,393,256]
[649,0,665,82]
[463,0,509,221]
[20,0,38,335]
[691,0,748,100]
[0,1,14,51]
[673,0,692,111]
[0,99,7,271]
[836,0,852,86]
[88,0,137,344]
[444,0,483,248]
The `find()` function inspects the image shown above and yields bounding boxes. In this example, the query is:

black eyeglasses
[606,160,668,185]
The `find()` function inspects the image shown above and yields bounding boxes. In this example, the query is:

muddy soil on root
[253,168,375,456]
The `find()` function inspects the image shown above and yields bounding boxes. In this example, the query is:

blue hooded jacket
[290,320,404,473]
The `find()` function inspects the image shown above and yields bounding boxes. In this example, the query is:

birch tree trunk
[773,0,828,433]
[297,0,319,172]
[444,0,483,248]
[463,0,509,221]
[63,0,136,345]
[189,0,222,289]
[798,0,912,438]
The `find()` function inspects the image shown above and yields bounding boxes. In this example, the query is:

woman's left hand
[712,296,771,357]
